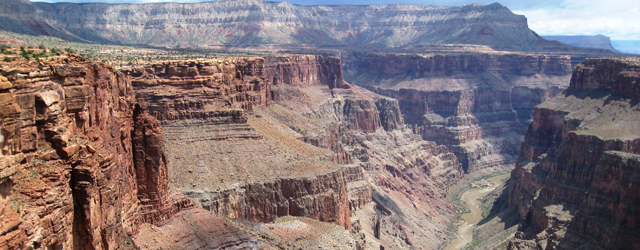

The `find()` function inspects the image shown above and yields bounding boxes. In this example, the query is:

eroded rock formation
[1,0,569,51]
[508,57,640,249]
[0,53,265,249]
[349,52,572,174]
[129,53,463,249]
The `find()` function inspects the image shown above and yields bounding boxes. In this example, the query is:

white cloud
[513,0,640,40]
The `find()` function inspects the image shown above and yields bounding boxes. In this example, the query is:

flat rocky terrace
[163,114,341,191]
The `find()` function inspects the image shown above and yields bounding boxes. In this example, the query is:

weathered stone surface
[0,54,254,250]
[507,57,640,250]
[129,58,271,120]
[134,208,266,250]
[128,53,463,249]
[374,97,404,131]
[8,0,572,51]
[350,52,572,174]
[190,167,352,230]
[0,76,12,90]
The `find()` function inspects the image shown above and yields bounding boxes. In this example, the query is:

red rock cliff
[0,54,265,249]
[507,57,640,250]
[129,55,366,232]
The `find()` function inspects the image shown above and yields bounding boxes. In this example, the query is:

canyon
[507,58,640,249]
[0,50,465,249]
[4,47,634,250]
[0,52,284,249]
[127,54,463,249]
[348,52,572,175]
[0,0,637,249]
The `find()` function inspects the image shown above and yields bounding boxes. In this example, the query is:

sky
[29,0,640,40]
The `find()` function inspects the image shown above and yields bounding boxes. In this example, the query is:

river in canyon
[443,173,511,250]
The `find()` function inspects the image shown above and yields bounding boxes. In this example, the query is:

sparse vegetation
[0,30,274,68]
[10,195,24,214]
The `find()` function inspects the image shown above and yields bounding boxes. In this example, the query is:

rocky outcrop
[130,55,351,122]
[1,0,571,51]
[265,55,349,89]
[187,166,357,230]
[134,208,267,250]
[0,52,265,249]
[128,52,463,249]
[131,55,377,233]
[507,57,640,249]
[0,55,140,249]
[128,58,271,120]
[350,52,572,174]
[374,97,403,131]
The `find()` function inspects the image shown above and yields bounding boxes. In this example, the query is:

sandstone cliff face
[507,58,640,250]
[188,166,355,230]
[129,53,463,249]
[265,55,348,89]
[0,55,159,249]
[350,52,572,174]
[128,57,271,120]
[129,55,373,237]
[0,54,267,249]
[0,0,567,51]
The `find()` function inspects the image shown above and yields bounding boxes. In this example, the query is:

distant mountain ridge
[543,35,619,52]
[0,0,568,51]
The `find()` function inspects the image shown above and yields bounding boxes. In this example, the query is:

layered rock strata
[130,55,371,233]
[131,53,463,249]
[3,0,568,51]
[349,52,572,174]
[187,165,356,230]
[260,83,462,249]
[0,54,264,249]
[508,57,640,249]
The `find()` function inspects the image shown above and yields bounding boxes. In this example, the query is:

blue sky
[29,0,640,40]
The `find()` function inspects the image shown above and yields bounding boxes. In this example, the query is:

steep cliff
[0,51,267,249]
[261,83,462,249]
[0,0,568,51]
[129,55,370,238]
[350,52,572,174]
[508,57,640,249]
[129,53,463,249]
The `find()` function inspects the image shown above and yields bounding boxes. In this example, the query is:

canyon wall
[130,53,463,249]
[0,46,467,249]
[508,58,640,249]
[349,52,572,174]
[128,55,370,234]
[186,165,358,230]
[0,53,271,249]
[0,0,569,51]
[0,55,178,249]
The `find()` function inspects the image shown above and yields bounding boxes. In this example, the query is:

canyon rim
[0,0,638,249]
